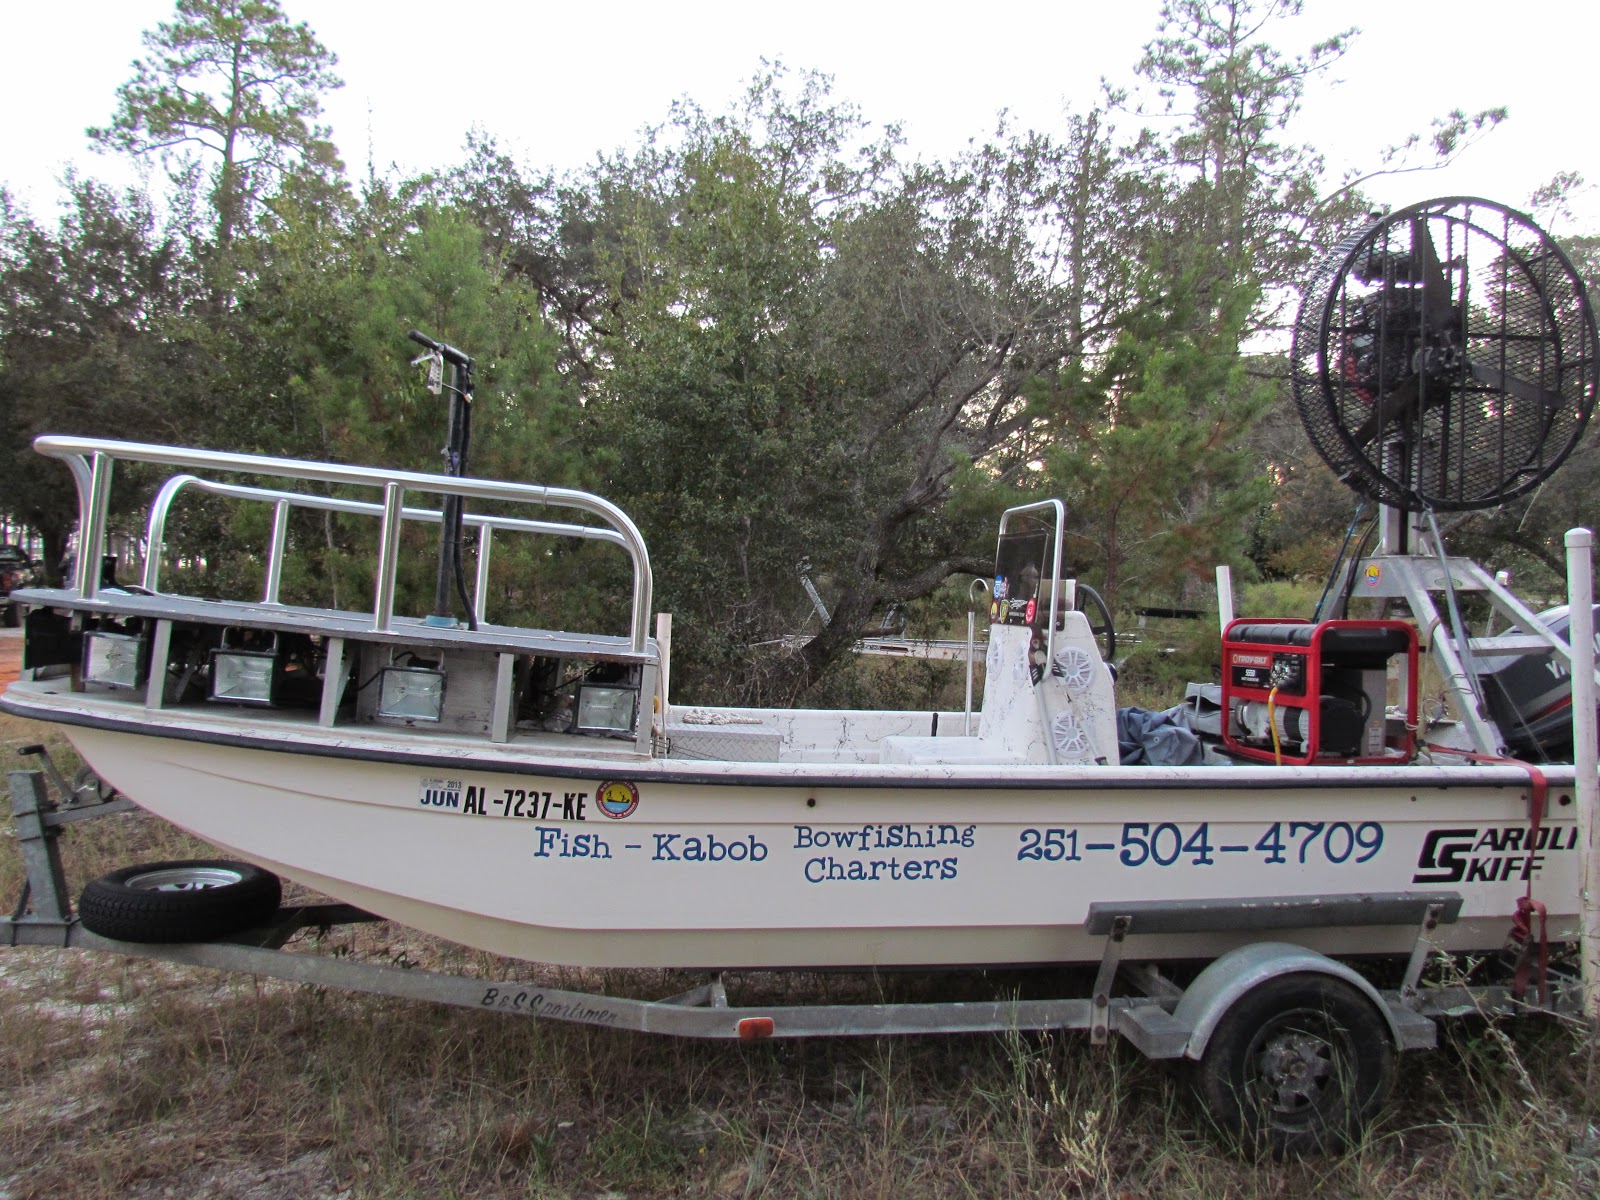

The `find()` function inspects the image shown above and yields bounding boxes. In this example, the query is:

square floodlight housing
[82,629,148,689]
[209,648,281,706]
[376,665,447,723]
[574,684,638,736]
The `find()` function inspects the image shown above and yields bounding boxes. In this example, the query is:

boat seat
[878,735,1025,766]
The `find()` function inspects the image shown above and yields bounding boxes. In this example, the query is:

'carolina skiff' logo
[1413,824,1578,884]
[595,780,640,820]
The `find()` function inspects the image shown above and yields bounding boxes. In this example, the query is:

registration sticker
[419,777,464,809]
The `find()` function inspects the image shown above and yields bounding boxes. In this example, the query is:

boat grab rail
[33,435,654,654]
[141,475,630,625]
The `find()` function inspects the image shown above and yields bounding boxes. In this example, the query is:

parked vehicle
[0,544,34,626]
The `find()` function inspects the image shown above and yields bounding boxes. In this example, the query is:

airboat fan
[1291,197,1598,512]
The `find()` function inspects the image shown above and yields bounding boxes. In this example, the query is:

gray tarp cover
[1117,704,1207,766]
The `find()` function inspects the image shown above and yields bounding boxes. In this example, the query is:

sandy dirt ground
[0,628,20,688]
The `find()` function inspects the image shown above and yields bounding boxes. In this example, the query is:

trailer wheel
[1193,972,1395,1158]
[78,860,281,943]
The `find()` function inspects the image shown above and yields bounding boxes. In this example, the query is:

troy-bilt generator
[1220,619,1418,765]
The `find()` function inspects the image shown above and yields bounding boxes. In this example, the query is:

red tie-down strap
[1424,744,1551,1006]
[1510,895,1551,1007]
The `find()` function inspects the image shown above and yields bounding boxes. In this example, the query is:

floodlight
[377,665,446,722]
[575,685,637,735]
[82,631,146,689]
[209,649,279,705]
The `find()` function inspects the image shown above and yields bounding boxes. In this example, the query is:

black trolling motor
[408,329,477,629]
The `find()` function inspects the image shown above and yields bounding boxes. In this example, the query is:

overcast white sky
[2,0,1597,233]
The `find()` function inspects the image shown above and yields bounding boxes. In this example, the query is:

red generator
[1220,619,1418,765]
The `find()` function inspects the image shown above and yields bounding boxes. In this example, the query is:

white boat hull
[55,715,1581,970]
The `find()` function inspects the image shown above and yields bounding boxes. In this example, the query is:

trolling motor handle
[407,328,474,370]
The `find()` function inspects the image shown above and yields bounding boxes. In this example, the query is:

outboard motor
[1478,604,1600,759]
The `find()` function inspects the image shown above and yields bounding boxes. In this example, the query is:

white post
[1565,528,1599,1020]
[1215,565,1235,635]
[965,577,990,736]
[655,612,673,732]
[964,611,976,736]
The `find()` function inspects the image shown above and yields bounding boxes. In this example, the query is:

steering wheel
[1073,584,1117,663]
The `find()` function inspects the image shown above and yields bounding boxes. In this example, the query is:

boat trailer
[5,762,1577,1046]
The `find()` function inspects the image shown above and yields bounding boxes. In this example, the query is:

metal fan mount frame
[1291,196,1597,514]
[1284,197,1600,756]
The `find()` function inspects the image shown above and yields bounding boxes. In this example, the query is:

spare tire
[78,859,281,943]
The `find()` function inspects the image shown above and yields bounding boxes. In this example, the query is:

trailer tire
[78,860,281,943]
[1193,972,1395,1158]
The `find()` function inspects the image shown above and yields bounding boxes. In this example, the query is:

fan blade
[1412,217,1457,331]
[1352,373,1422,447]
[1465,359,1566,409]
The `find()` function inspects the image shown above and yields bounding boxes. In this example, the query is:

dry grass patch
[0,941,1597,1197]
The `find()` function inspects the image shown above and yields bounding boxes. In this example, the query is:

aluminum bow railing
[34,436,654,654]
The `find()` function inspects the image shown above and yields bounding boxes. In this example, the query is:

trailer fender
[1173,942,1430,1060]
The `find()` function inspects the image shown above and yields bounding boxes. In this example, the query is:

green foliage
[1115,619,1223,710]
[89,0,342,251]
[0,179,198,577]
[583,124,849,694]
[1045,266,1274,606]
[1129,0,1378,356]
[191,186,596,629]
[1238,577,1324,621]
[576,66,1052,701]
[6,0,1593,699]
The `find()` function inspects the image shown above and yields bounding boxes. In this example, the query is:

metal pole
[432,357,462,621]
[408,330,475,626]
[78,452,115,598]
[965,578,989,737]
[373,483,405,632]
[474,524,494,625]
[1565,528,1598,1020]
[263,499,290,604]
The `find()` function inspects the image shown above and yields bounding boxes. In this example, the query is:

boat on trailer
[2,198,1598,1153]
[0,444,1592,972]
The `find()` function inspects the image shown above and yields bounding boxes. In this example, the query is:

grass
[3,712,1599,1198]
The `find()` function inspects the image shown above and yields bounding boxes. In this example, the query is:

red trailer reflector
[737,1017,775,1039]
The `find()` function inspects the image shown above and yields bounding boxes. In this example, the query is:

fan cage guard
[1290,197,1598,512]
